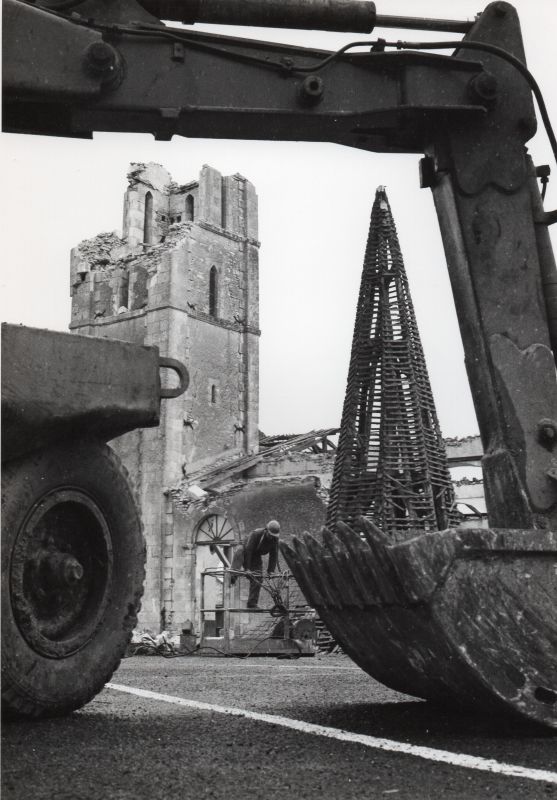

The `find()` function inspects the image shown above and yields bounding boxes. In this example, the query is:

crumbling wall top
[127,162,172,194]
[72,231,127,273]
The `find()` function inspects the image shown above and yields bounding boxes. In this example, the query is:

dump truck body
[1,324,187,717]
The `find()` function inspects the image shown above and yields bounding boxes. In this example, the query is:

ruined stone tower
[70,163,260,629]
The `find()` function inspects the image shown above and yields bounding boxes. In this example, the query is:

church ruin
[70,163,330,638]
[70,163,485,641]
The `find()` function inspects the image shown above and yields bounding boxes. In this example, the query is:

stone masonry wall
[170,477,327,638]
[69,162,260,631]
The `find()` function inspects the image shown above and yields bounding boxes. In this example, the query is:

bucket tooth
[357,516,391,547]
[283,536,327,608]
[321,527,365,608]
[303,532,346,609]
[334,521,381,607]
[295,533,343,609]
[281,539,317,606]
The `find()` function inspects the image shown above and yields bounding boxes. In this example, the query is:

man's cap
[266,520,280,536]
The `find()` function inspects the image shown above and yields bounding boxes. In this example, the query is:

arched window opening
[209,266,218,317]
[186,194,194,221]
[117,270,129,311]
[211,384,217,404]
[221,184,226,228]
[196,515,235,547]
[143,191,153,244]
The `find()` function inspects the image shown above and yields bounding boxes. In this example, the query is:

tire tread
[2,441,146,719]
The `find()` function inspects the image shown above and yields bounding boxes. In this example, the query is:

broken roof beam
[185,427,341,492]
[192,453,266,489]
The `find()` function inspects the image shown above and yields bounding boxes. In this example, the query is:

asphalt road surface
[3,654,556,799]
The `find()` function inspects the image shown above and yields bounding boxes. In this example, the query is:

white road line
[106,683,557,784]
[204,662,361,672]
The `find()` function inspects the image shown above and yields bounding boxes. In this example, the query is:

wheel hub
[10,489,113,658]
[34,546,85,589]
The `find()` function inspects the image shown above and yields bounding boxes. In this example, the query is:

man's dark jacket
[242,527,278,573]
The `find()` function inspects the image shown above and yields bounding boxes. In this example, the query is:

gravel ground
[2,654,556,800]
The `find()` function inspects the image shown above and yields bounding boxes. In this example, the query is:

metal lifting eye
[159,356,189,398]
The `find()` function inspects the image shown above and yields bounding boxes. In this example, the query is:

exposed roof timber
[186,428,339,490]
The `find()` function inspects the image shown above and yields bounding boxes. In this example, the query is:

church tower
[69,163,260,629]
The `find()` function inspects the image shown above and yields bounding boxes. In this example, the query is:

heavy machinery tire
[1,440,145,718]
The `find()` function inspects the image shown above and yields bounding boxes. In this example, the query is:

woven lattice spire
[327,187,457,538]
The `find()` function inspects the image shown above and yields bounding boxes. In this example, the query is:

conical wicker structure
[327,187,457,538]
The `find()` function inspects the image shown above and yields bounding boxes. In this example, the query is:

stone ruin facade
[68,164,486,642]
[70,163,261,630]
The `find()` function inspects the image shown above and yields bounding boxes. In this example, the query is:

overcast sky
[2,0,556,438]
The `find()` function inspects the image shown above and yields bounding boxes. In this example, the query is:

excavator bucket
[281,189,557,728]
[281,522,557,728]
